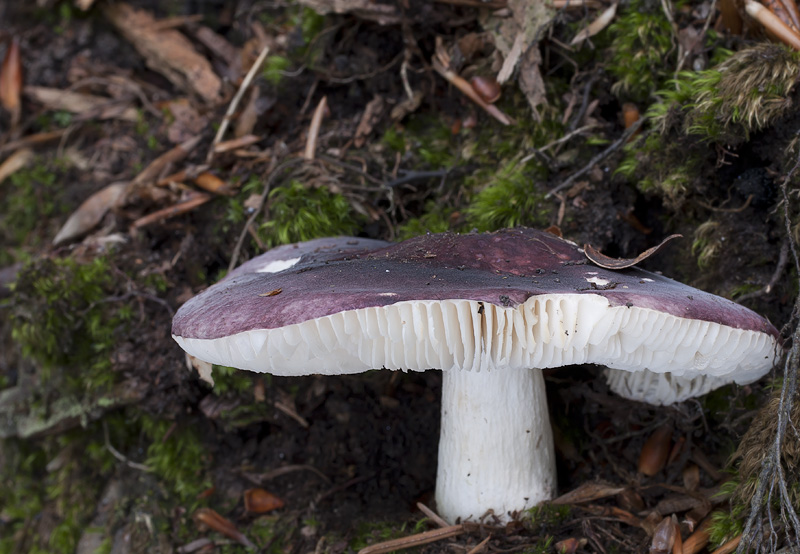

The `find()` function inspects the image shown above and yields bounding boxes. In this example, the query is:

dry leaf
[0,148,33,185]
[166,99,208,144]
[193,172,233,195]
[130,192,212,229]
[295,0,401,24]
[649,516,677,554]
[103,3,222,104]
[193,508,255,549]
[354,95,385,148]
[554,538,587,554]
[682,518,711,554]
[584,234,682,270]
[53,183,126,245]
[390,90,424,120]
[0,38,22,127]
[482,0,553,84]
[571,2,618,46]
[551,481,626,504]
[187,353,214,386]
[126,135,202,200]
[243,488,285,513]
[234,86,261,138]
[25,86,138,122]
[304,96,327,161]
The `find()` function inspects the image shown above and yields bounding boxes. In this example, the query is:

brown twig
[745,0,800,51]
[416,502,450,528]
[736,239,791,303]
[357,525,465,554]
[546,117,645,198]
[304,96,328,160]
[206,45,270,163]
[696,194,753,213]
[130,192,212,229]
[431,55,513,126]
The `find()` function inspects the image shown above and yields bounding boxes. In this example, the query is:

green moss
[651,44,798,143]
[606,2,674,102]
[349,520,409,551]
[141,416,211,505]
[0,418,125,554]
[527,503,571,528]
[263,55,291,86]
[260,180,359,247]
[615,132,702,205]
[691,220,721,269]
[0,161,64,264]
[210,365,256,395]
[397,202,455,240]
[10,256,130,392]
[708,509,745,549]
[382,127,406,154]
[466,159,551,231]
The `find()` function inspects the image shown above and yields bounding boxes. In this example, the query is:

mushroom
[172,228,779,523]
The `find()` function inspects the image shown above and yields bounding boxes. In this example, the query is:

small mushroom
[172,228,779,523]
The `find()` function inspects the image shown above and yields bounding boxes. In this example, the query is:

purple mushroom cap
[173,228,778,341]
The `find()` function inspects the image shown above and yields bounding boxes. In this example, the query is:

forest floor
[1,0,799,553]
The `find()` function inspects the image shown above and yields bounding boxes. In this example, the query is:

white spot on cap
[257,257,301,273]
[585,276,609,286]
[642,278,654,283]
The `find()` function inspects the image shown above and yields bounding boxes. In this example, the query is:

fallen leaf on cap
[258,288,282,297]
[53,183,126,245]
[584,234,682,270]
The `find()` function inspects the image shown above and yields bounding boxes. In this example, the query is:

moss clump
[397,202,456,240]
[0,161,65,265]
[466,159,551,231]
[728,386,800,518]
[691,220,722,269]
[141,416,211,505]
[606,2,674,102]
[261,180,359,247]
[708,507,745,549]
[349,520,410,551]
[10,256,131,393]
[651,44,798,143]
[0,420,122,554]
[615,132,703,207]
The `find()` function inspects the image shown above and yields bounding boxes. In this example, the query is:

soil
[1,1,798,553]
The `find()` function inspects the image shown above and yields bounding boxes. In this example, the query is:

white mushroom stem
[435,367,556,524]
